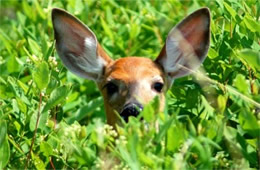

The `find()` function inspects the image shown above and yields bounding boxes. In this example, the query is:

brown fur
[98,57,166,125]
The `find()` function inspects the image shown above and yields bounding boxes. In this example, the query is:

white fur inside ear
[85,37,96,48]
[164,36,183,73]
[62,37,106,81]
[165,29,198,73]
[72,37,106,80]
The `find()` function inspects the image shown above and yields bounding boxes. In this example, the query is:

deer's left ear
[52,8,113,82]
[155,8,210,87]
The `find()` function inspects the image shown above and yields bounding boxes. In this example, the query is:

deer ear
[155,8,210,87]
[52,8,112,81]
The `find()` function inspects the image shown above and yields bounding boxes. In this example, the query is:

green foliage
[32,61,50,90]
[0,0,259,169]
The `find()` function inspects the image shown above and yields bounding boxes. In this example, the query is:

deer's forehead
[105,57,164,83]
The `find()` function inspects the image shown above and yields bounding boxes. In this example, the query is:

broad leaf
[32,61,50,90]
[238,49,260,72]
[0,138,10,169]
[0,121,7,146]
[42,85,69,113]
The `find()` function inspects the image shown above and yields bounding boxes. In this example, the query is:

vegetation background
[0,0,259,169]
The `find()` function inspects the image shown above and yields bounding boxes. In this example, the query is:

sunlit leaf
[40,141,53,157]
[167,124,185,152]
[7,56,20,73]
[0,138,10,169]
[239,110,259,137]
[208,48,218,59]
[42,85,69,113]
[34,1,46,19]
[155,116,174,143]
[66,97,103,123]
[32,61,50,90]
[0,121,7,146]
[29,110,48,131]
[16,97,27,113]
[224,2,237,20]
[238,49,260,72]
[32,152,45,170]
[243,14,260,33]
[100,17,114,42]
[28,38,41,57]
[233,74,250,95]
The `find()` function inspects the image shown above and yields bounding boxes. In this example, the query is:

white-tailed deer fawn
[52,8,210,126]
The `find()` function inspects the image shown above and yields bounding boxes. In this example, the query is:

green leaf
[46,78,58,95]
[142,104,154,122]
[239,110,259,137]
[17,80,29,94]
[40,141,53,157]
[128,133,140,169]
[22,1,35,21]
[34,1,46,19]
[142,96,159,122]
[0,79,14,99]
[243,14,260,33]
[38,111,49,130]
[32,152,45,170]
[32,61,50,90]
[224,2,237,20]
[12,99,20,113]
[42,85,69,113]
[0,138,10,169]
[0,121,7,147]
[155,116,174,143]
[7,55,20,73]
[44,42,55,60]
[217,95,227,113]
[16,11,26,26]
[187,117,197,136]
[100,17,114,42]
[118,145,137,169]
[16,97,27,113]
[7,77,30,105]
[186,89,199,109]
[167,124,185,152]
[130,21,141,40]
[29,112,38,132]
[238,49,260,72]
[28,38,41,57]
[138,151,155,168]
[200,95,215,119]
[66,97,103,123]
[0,29,12,53]
[142,96,160,122]
[29,111,49,132]
[208,48,218,59]
[73,146,96,165]
[233,74,250,95]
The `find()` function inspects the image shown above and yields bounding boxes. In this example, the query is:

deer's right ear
[155,8,210,87]
[52,8,112,81]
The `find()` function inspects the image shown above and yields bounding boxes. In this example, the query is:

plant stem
[179,64,260,108]
[50,157,56,170]
[257,135,260,169]
[25,92,42,169]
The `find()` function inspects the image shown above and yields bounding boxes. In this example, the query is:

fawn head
[52,8,210,125]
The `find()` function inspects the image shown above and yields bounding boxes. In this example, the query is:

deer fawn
[52,8,210,126]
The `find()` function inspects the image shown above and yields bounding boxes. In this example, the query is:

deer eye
[105,82,118,95]
[153,82,164,93]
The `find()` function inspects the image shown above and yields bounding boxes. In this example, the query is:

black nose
[120,103,143,122]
